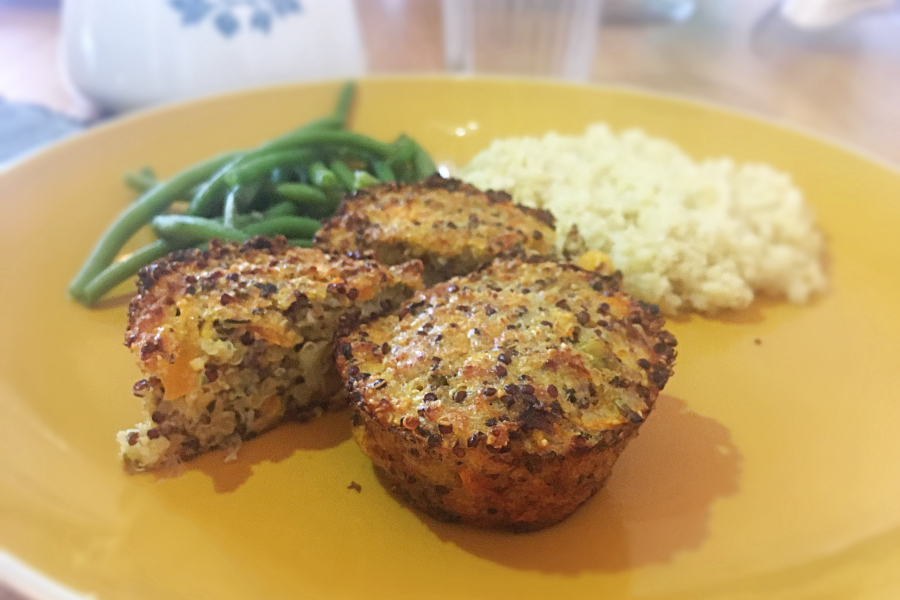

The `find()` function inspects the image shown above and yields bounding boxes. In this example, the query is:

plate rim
[1,74,897,179]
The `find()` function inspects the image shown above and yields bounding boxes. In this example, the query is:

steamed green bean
[71,80,437,308]
[152,215,249,245]
[69,150,240,302]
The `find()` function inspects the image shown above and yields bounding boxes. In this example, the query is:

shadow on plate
[393,394,742,575]
[665,298,776,326]
[155,408,353,493]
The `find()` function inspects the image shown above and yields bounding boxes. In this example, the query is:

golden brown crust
[313,175,557,285]
[338,257,676,529]
[126,236,422,387]
[119,236,423,470]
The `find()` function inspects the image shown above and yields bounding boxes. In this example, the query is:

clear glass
[442,0,604,80]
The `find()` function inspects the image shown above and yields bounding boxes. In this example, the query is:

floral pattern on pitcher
[169,0,302,37]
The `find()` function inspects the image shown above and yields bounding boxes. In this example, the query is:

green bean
[270,167,292,184]
[124,166,157,194]
[69,151,241,303]
[80,239,175,307]
[223,186,239,228]
[186,116,343,216]
[152,215,249,245]
[263,130,395,157]
[243,215,320,239]
[234,211,267,227]
[329,160,356,190]
[308,162,337,188]
[332,81,355,126]
[223,149,313,188]
[256,115,344,152]
[409,138,437,179]
[371,159,395,182]
[389,135,418,183]
[353,170,381,190]
[264,201,301,219]
[275,183,329,204]
[275,182,339,218]
[287,238,314,248]
[186,154,246,217]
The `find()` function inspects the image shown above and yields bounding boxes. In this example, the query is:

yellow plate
[1,78,899,600]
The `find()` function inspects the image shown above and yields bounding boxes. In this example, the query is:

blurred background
[1,0,899,164]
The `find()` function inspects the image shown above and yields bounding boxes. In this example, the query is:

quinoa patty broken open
[337,257,676,530]
[118,236,422,471]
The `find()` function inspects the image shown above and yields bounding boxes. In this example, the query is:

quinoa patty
[314,175,557,286]
[337,257,676,530]
[118,236,422,471]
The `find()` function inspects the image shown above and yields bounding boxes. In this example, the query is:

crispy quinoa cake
[337,257,676,530]
[118,236,422,471]
[313,175,557,286]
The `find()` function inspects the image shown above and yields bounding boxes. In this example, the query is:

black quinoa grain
[439,422,453,434]
[504,384,520,395]
[520,384,535,395]
[495,365,508,377]
[453,390,467,403]
[423,392,438,402]
[547,384,558,398]
[147,428,161,440]
[498,353,512,365]
[127,431,139,446]
[483,387,497,397]
[637,358,651,370]
[372,378,387,389]
[132,379,151,397]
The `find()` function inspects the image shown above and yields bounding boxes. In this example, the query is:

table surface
[2,0,900,165]
[0,0,899,597]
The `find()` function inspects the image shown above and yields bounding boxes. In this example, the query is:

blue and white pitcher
[61,0,366,112]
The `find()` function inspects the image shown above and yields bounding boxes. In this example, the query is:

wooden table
[2,0,899,165]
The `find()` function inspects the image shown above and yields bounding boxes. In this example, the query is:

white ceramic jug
[61,0,367,112]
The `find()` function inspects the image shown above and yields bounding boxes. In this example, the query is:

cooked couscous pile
[459,124,828,314]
